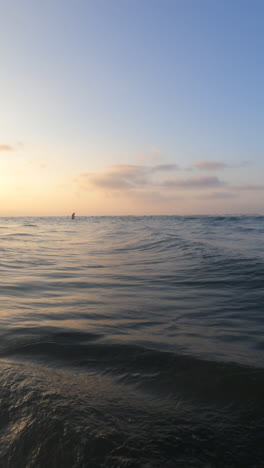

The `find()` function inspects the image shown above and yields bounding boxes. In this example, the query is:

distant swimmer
[71,212,75,220]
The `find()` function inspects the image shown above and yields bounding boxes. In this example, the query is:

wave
[0,356,262,468]
[2,232,35,238]
[23,224,38,227]
[2,330,264,408]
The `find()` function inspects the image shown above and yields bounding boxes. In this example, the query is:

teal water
[0,216,263,467]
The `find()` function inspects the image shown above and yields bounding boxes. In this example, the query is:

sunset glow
[1,1,263,215]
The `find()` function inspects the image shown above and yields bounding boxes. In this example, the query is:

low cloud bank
[75,163,263,208]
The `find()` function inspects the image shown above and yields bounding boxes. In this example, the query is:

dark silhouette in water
[71,212,75,220]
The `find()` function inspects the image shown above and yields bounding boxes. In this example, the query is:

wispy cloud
[0,144,15,152]
[137,146,163,162]
[76,164,179,191]
[150,146,161,154]
[231,184,264,191]
[193,160,251,171]
[162,176,226,189]
[193,161,229,171]
[125,189,183,203]
[151,164,179,172]
[198,191,237,199]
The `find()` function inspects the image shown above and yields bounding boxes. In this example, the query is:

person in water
[71,212,75,220]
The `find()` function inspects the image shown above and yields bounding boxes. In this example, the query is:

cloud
[150,146,161,153]
[162,176,226,189]
[198,191,237,199]
[76,164,180,192]
[0,144,14,152]
[76,166,141,191]
[137,147,162,162]
[151,164,179,172]
[193,160,252,171]
[194,183,264,200]
[231,184,264,191]
[75,162,264,202]
[193,161,229,171]
[126,189,182,203]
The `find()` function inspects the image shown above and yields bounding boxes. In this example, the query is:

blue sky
[0,0,263,214]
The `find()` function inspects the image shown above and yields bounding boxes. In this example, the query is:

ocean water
[0,215,263,467]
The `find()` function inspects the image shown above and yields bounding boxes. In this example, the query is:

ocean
[0,215,263,467]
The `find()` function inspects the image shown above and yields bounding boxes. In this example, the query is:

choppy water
[0,216,263,467]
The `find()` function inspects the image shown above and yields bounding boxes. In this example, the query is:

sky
[1,0,264,216]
